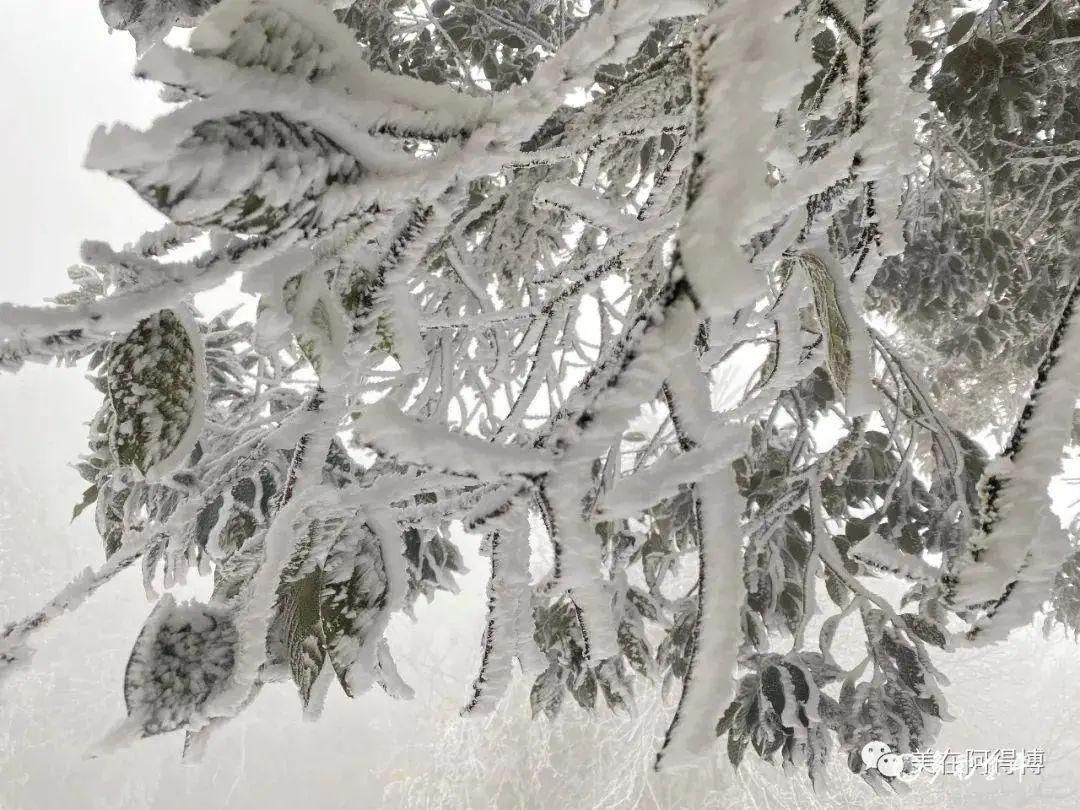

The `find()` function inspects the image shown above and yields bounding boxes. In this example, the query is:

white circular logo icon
[877,752,905,778]
[860,740,891,770]
[860,740,915,781]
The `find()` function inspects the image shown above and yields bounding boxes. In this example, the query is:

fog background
[2,3,1079,808]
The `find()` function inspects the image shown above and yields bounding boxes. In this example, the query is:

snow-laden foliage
[116,595,238,739]
[3,0,1080,793]
[105,307,206,479]
[869,1,1080,430]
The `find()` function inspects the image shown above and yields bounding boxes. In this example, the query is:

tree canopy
[2,0,1080,793]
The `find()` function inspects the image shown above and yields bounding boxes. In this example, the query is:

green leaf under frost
[804,256,852,397]
[123,596,237,737]
[320,521,390,696]
[106,308,203,478]
[280,568,326,707]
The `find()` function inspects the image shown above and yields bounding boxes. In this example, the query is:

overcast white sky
[1,3,167,306]
[0,2,168,506]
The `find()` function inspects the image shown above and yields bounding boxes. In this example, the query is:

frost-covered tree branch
[2,0,1079,791]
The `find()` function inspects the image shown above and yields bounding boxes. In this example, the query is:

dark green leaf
[107,309,202,477]
[901,613,948,649]
[72,484,99,522]
[948,12,977,46]
[728,731,748,768]
[530,662,564,720]
[321,521,390,697]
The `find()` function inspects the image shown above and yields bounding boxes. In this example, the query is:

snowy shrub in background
[2,0,1080,797]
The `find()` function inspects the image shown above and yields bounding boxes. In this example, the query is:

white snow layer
[462,513,538,715]
[678,0,815,318]
[352,399,552,480]
[654,365,746,770]
[655,468,745,771]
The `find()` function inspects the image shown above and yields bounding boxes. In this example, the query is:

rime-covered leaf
[900,613,948,649]
[320,521,390,697]
[94,112,370,238]
[123,596,237,736]
[106,308,204,478]
[279,568,326,707]
[804,257,852,397]
[568,665,598,711]
[530,662,564,721]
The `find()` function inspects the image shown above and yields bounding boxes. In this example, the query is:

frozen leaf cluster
[1,0,1079,792]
